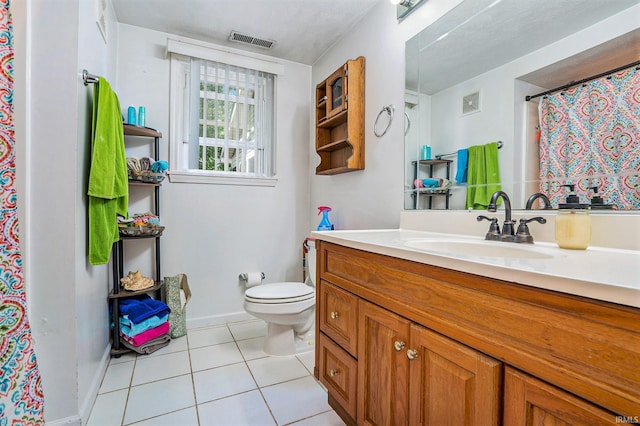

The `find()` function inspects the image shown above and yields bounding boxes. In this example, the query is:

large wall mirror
[404,0,640,211]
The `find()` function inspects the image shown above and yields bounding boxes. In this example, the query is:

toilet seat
[245,282,314,304]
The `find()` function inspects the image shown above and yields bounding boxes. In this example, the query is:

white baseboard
[44,414,81,426]
[78,343,111,425]
[187,311,255,329]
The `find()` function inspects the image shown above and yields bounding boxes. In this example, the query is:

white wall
[18,0,79,424]
[75,0,120,423]
[116,25,312,327]
[15,0,119,424]
[309,0,463,230]
[22,1,81,424]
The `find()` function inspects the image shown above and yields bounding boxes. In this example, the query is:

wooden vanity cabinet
[314,240,640,425]
[317,260,502,425]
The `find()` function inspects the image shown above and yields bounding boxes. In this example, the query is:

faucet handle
[521,217,547,225]
[477,215,500,240]
[515,217,547,244]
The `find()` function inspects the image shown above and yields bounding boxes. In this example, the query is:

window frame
[167,39,284,186]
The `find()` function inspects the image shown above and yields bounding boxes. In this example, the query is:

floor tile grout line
[120,354,137,426]
[122,405,199,426]
[281,408,337,426]
[226,321,279,425]
[186,330,202,426]
[255,386,279,425]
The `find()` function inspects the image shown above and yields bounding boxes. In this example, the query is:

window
[168,40,283,185]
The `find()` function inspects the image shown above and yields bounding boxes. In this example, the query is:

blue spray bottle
[317,206,333,231]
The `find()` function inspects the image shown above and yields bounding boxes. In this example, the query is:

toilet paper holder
[238,272,265,281]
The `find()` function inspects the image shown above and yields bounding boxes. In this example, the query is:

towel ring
[404,111,411,136]
[374,104,394,137]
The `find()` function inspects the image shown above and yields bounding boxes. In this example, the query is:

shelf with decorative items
[315,56,365,175]
[411,159,453,209]
[108,124,168,357]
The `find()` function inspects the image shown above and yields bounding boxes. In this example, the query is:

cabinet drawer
[318,333,357,420]
[319,280,358,356]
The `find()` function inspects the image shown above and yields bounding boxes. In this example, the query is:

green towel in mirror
[465,142,501,210]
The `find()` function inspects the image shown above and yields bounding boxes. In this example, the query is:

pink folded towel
[120,321,169,347]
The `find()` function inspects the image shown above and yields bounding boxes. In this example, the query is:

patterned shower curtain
[0,1,45,423]
[538,65,640,209]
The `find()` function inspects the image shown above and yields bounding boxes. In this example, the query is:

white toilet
[243,241,316,356]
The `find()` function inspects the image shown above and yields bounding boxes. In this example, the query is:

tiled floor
[88,319,346,426]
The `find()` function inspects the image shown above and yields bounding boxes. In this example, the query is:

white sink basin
[404,238,556,259]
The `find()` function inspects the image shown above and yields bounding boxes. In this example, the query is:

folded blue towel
[422,178,440,188]
[119,296,170,324]
[120,313,169,337]
[455,149,469,184]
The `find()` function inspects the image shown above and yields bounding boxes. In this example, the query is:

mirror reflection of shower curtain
[538,66,640,209]
[0,2,45,422]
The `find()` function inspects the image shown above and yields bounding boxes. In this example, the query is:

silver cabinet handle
[394,340,406,351]
[407,349,419,360]
[330,311,339,319]
[329,369,338,377]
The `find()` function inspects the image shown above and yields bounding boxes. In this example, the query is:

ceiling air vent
[229,31,276,50]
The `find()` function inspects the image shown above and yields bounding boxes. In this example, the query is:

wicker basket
[119,225,165,237]
[128,170,166,183]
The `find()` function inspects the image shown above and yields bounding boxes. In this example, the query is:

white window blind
[168,41,280,186]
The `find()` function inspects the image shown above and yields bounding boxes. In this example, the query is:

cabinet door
[358,300,411,425]
[504,367,620,425]
[408,324,502,426]
[326,65,347,119]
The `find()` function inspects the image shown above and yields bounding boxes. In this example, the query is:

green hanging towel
[465,142,501,209]
[88,77,128,265]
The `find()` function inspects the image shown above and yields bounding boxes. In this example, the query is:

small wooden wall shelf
[315,57,365,175]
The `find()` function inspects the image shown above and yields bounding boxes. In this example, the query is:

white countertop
[312,228,640,309]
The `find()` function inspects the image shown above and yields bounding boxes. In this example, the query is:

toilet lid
[245,282,314,304]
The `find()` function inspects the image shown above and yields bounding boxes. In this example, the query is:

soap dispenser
[588,186,613,210]
[555,184,591,250]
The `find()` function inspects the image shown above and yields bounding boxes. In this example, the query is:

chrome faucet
[526,193,552,210]
[488,190,515,240]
